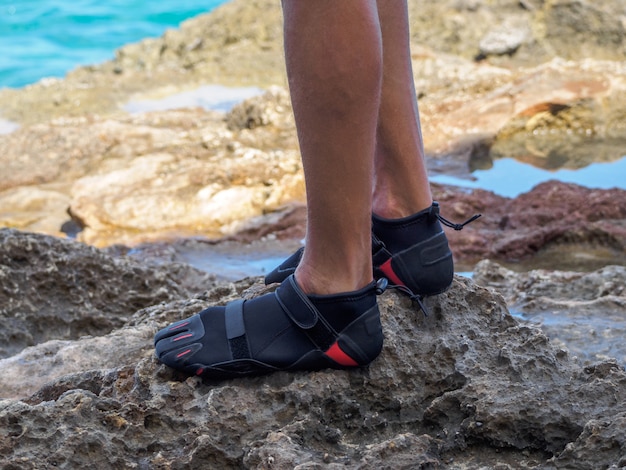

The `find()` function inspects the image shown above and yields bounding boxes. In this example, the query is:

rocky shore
[1,0,626,468]
[1,229,626,469]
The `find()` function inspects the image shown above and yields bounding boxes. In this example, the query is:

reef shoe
[264,202,480,299]
[264,246,305,286]
[371,201,479,297]
[154,275,386,379]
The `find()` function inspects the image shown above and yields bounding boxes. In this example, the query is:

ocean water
[0,0,229,89]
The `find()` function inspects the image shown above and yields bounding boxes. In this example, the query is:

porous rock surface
[474,259,626,365]
[0,228,216,359]
[1,230,626,468]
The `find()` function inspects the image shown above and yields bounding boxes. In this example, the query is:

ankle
[372,191,432,219]
[294,262,373,296]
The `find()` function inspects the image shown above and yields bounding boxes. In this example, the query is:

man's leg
[153,1,387,378]
[373,0,433,219]
[368,1,458,298]
[282,0,383,295]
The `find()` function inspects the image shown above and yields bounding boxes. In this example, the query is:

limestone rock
[0,228,216,359]
[473,260,626,364]
[1,231,626,468]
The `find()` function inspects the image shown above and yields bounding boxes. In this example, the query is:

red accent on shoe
[325,342,358,367]
[169,321,190,331]
[173,333,193,342]
[176,349,192,359]
[378,259,405,287]
[196,368,204,376]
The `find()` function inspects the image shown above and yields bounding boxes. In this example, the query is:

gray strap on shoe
[224,299,251,360]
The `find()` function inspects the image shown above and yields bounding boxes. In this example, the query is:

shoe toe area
[154,307,230,369]
[154,313,204,362]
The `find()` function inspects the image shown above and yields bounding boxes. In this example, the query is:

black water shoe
[154,275,386,379]
[265,202,480,299]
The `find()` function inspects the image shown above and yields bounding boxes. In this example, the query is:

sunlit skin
[282,0,433,295]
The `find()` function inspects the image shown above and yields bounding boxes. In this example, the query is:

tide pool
[431,156,626,198]
[0,0,229,88]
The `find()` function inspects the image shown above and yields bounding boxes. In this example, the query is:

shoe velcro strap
[275,275,337,351]
[224,299,251,360]
[276,275,320,328]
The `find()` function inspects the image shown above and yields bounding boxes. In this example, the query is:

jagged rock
[473,259,626,364]
[0,228,216,359]
[1,231,625,468]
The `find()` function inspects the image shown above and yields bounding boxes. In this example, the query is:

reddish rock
[433,181,626,265]
[224,180,626,270]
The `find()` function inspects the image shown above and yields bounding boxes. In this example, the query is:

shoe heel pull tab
[375,277,388,295]
[427,201,441,222]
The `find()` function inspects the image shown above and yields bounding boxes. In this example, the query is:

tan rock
[0,0,625,248]
[1,0,624,126]
[0,186,70,235]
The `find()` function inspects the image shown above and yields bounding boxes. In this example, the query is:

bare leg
[282,0,383,295]
[373,0,433,219]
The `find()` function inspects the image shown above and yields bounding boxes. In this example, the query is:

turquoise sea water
[0,0,229,88]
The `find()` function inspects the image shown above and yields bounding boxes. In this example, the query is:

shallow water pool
[431,154,626,198]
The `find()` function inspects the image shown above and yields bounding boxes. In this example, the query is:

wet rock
[1,230,626,468]
[473,260,626,365]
